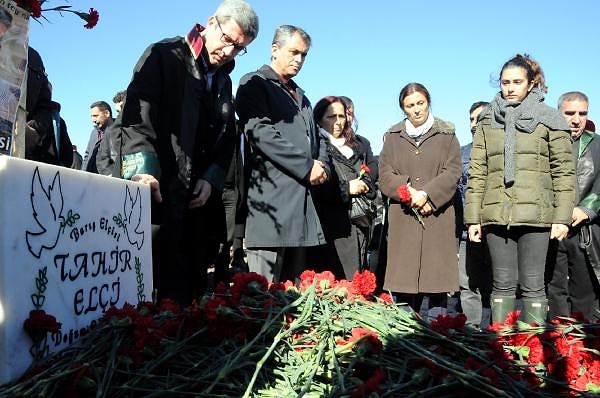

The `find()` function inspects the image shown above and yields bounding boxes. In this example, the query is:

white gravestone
[0,156,153,384]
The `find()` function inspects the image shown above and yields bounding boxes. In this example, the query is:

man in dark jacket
[24,47,73,167]
[236,25,329,282]
[96,0,258,305]
[456,101,492,329]
[547,91,600,321]
[82,100,113,173]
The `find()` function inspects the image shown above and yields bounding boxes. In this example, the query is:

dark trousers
[153,195,224,306]
[485,225,550,298]
[394,292,447,313]
[458,239,492,326]
[213,186,238,285]
[546,235,600,320]
[247,247,307,282]
[307,224,369,281]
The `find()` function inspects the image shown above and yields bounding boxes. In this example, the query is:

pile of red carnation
[5,270,600,397]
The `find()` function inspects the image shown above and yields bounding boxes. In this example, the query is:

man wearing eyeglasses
[96,0,258,306]
[235,25,329,282]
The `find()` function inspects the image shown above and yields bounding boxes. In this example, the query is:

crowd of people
[9,0,600,327]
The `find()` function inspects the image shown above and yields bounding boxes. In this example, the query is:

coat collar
[185,24,235,76]
[257,64,304,103]
[186,24,205,60]
[387,118,455,137]
[578,130,595,158]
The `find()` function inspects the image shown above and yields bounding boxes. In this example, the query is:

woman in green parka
[464,54,576,325]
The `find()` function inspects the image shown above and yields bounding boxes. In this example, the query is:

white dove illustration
[26,168,64,258]
[123,185,144,250]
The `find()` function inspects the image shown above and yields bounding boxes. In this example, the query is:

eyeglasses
[216,19,247,56]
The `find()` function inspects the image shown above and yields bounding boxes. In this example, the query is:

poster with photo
[0,0,28,156]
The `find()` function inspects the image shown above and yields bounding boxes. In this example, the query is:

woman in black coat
[308,96,378,279]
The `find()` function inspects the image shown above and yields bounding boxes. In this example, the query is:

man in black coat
[82,100,113,173]
[96,0,258,305]
[23,47,73,167]
[547,91,600,321]
[236,25,329,282]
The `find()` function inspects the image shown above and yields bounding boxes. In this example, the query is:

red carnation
[158,298,181,315]
[378,292,393,304]
[83,8,99,29]
[349,327,383,352]
[358,164,371,181]
[25,0,42,18]
[352,270,377,297]
[23,309,61,342]
[396,184,412,204]
[16,0,42,18]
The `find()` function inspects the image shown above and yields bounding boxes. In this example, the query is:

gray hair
[215,0,259,40]
[0,8,13,29]
[558,91,589,109]
[272,25,311,48]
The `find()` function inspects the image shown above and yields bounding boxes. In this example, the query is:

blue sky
[29,0,600,155]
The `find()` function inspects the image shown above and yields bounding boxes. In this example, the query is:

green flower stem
[240,286,315,397]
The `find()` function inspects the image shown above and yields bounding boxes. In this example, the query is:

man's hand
[189,179,212,209]
[309,160,328,185]
[571,207,589,227]
[550,223,569,241]
[132,173,162,203]
[468,224,482,242]
[349,178,369,195]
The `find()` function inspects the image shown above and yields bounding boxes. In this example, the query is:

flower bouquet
[2,270,600,396]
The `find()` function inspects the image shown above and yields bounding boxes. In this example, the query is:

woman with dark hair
[309,96,378,279]
[379,83,461,313]
[465,54,575,325]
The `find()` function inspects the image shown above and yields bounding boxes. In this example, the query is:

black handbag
[350,194,377,228]
[326,142,377,228]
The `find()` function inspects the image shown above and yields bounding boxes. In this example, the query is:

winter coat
[236,65,329,248]
[24,47,73,167]
[571,131,600,281]
[464,112,575,227]
[310,134,378,277]
[96,34,237,229]
[82,120,113,173]
[379,118,461,293]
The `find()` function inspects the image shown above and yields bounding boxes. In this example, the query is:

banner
[0,0,28,157]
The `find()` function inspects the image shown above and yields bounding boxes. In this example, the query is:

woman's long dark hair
[313,96,357,148]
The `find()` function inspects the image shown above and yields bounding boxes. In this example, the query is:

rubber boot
[491,294,516,324]
[520,297,548,326]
